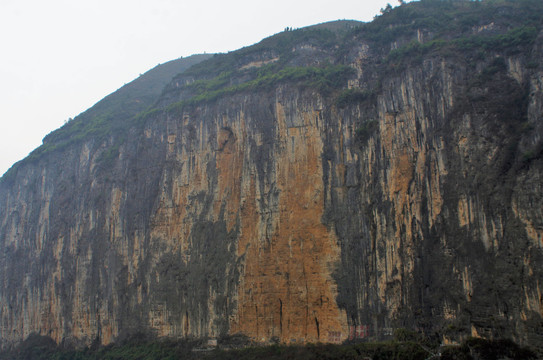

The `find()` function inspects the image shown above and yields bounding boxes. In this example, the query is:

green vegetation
[2,26,355,184]
[165,64,355,116]
[208,341,429,360]
[156,25,360,117]
[1,55,211,182]
[3,0,543,184]
[25,112,117,164]
[385,25,538,68]
[522,140,543,164]
[1,334,537,360]
[348,0,543,72]
[440,337,537,360]
[358,0,543,48]
[96,143,121,169]
[178,27,341,80]
[335,89,374,108]
[356,120,379,143]
[0,334,199,360]
[453,26,538,52]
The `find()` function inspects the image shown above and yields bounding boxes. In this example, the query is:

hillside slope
[1,53,212,179]
[0,0,542,350]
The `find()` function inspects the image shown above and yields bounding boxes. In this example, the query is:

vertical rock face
[329,58,543,344]
[1,2,543,350]
[229,94,347,343]
[0,88,349,347]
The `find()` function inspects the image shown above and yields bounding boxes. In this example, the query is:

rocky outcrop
[1,1,542,351]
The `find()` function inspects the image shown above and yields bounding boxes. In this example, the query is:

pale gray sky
[0,0,409,176]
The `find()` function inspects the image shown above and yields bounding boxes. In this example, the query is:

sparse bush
[336,89,374,108]
[394,328,419,342]
[464,337,537,359]
[356,120,379,143]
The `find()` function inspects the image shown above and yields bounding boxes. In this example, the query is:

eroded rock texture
[1,2,543,350]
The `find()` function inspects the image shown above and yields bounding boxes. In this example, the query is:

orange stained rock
[214,124,243,232]
[231,103,347,344]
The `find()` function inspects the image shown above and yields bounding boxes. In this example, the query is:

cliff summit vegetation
[3,0,542,182]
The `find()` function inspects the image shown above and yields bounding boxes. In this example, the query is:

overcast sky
[0,0,409,176]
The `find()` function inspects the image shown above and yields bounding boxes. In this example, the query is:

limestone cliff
[1,1,543,350]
